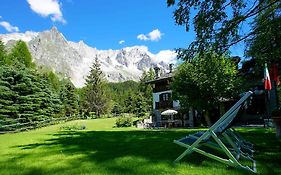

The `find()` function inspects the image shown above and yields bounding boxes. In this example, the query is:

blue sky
[0,0,244,57]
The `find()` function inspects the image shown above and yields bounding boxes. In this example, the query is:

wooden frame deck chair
[174,91,256,173]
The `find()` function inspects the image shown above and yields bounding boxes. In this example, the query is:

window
[160,93,171,102]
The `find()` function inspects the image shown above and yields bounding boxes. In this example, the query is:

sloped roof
[145,72,173,84]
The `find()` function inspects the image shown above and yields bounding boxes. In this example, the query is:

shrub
[115,116,133,127]
[132,116,146,126]
[60,123,86,131]
[89,112,97,119]
[101,114,113,118]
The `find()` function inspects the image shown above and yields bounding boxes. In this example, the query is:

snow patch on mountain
[0,31,38,44]
[0,27,177,87]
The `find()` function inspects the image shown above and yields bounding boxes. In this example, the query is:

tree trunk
[96,109,100,118]
[204,110,212,127]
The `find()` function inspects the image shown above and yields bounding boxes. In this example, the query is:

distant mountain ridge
[0,27,177,87]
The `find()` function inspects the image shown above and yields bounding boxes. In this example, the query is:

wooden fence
[0,116,80,134]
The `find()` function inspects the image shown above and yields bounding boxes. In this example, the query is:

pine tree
[106,80,140,114]
[85,55,108,117]
[12,69,62,122]
[0,41,65,131]
[60,79,79,117]
[76,86,88,118]
[124,90,137,114]
[0,66,19,129]
[9,40,35,68]
[0,40,7,65]
[47,71,61,91]
[133,92,148,118]
[139,69,154,113]
[0,66,63,130]
[147,68,155,80]
[123,91,148,118]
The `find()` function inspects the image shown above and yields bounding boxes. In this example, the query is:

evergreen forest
[0,40,153,132]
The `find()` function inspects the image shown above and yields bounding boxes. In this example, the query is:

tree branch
[218,0,280,52]
[226,0,278,32]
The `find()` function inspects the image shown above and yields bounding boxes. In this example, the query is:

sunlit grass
[0,118,280,175]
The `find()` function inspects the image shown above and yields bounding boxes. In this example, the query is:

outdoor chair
[173,91,256,173]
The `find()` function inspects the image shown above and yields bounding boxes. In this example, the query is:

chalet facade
[146,59,280,127]
[146,66,194,128]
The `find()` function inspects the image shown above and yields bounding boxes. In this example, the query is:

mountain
[0,27,177,87]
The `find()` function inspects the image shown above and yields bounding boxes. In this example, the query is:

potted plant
[271,108,281,138]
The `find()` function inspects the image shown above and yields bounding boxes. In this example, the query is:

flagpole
[266,90,270,127]
[264,63,272,127]
[270,63,280,108]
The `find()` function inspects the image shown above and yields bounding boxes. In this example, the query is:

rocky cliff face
[0,27,176,87]
[28,27,82,84]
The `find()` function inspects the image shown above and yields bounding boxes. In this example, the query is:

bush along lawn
[0,118,280,175]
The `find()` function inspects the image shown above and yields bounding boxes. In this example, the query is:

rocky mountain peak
[1,28,175,87]
[50,26,59,33]
[78,40,85,45]
[36,27,67,45]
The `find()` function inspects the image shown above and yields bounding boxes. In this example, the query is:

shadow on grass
[17,130,192,162]
[3,128,281,175]
[238,128,281,175]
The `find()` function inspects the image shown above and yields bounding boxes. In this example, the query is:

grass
[0,118,281,175]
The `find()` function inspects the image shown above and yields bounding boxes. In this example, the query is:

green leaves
[9,40,35,68]
[0,39,83,131]
[0,40,7,65]
[85,55,109,117]
[0,65,65,130]
[168,0,280,60]
[172,52,241,111]
[59,79,79,117]
[245,2,281,65]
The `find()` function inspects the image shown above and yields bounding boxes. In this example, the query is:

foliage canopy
[85,56,109,117]
[245,1,281,65]
[167,0,280,60]
[172,52,241,112]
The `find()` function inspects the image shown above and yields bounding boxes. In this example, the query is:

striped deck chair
[174,91,256,173]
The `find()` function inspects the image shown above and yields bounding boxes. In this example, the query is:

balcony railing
[155,101,173,110]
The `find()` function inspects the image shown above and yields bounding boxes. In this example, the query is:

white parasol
[161,109,178,115]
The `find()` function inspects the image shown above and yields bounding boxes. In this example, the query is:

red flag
[264,63,272,90]
[270,64,280,86]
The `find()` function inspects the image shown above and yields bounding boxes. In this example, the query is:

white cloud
[137,29,163,41]
[137,34,149,41]
[119,40,125,44]
[0,16,2,19]
[27,0,66,24]
[0,21,19,32]
[154,50,177,64]
[148,29,163,41]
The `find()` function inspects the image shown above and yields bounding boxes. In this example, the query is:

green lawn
[0,118,280,175]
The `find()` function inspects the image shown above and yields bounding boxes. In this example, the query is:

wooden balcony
[155,101,173,110]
